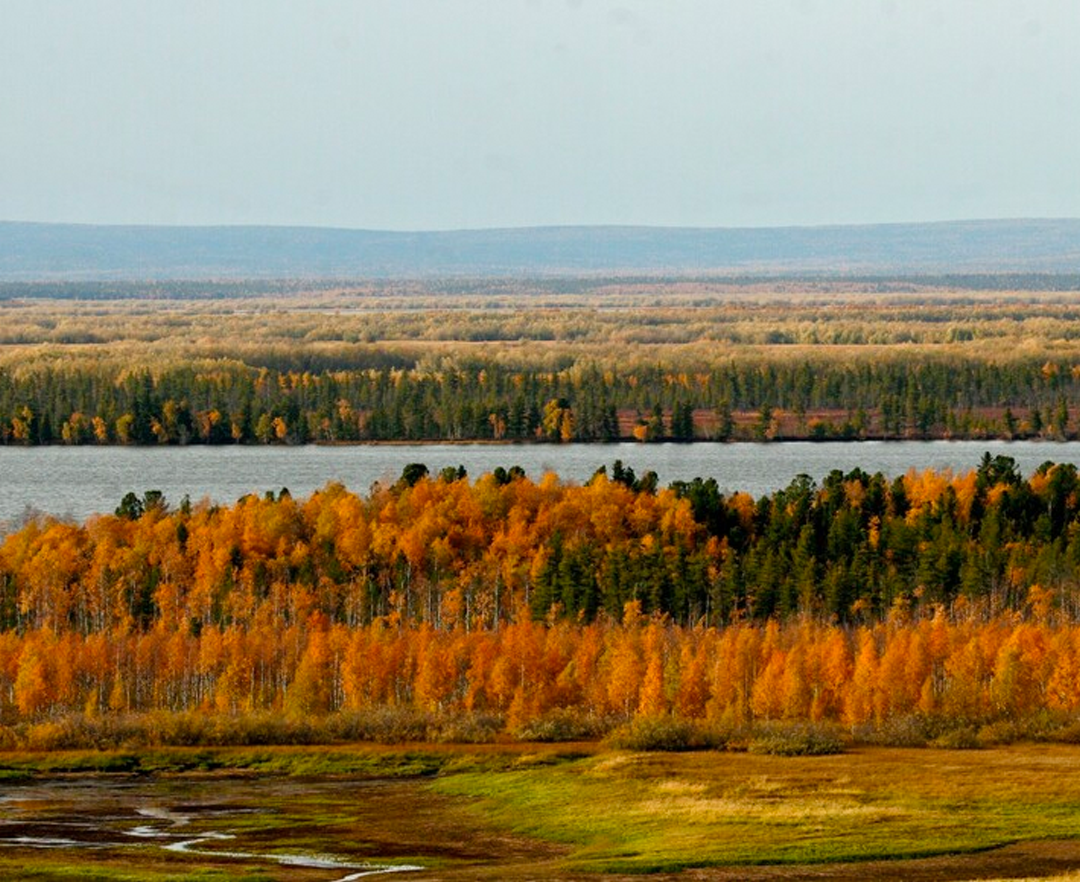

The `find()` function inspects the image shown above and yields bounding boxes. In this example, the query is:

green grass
[0,860,276,882]
[0,742,601,781]
[0,745,453,778]
[431,745,1080,874]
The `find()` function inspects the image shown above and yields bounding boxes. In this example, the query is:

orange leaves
[7,467,1080,736]
[636,619,670,718]
[750,648,788,721]
[656,490,701,549]
[728,492,756,532]
[708,624,760,726]
[13,631,53,716]
[0,607,1079,734]
[816,629,853,721]
[903,468,954,523]
[413,623,461,712]
[341,622,406,709]
[605,626,643,717]
[14,521,86,631]
[843,629,879,727]
[673,634,712,719]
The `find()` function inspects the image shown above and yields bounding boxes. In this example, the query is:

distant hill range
[2,219,1080,280]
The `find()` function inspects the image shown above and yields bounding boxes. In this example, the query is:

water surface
[1,440,1077,523]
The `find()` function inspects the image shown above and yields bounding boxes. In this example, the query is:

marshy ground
[4,743,1080,881]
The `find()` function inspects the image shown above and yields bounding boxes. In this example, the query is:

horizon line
[3,217,1080,235]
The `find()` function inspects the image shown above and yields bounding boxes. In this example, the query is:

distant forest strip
[6,291,1080,443]
[7,273,1080,299]
[2,353,1080,444]
[3,458,1080,745]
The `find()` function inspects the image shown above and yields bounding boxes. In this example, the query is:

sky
[1,0,1079,230]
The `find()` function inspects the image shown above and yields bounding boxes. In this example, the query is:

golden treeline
[1,463,1080,738]
[3,601,1078,735]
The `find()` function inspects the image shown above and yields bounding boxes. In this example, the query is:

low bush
[143,711,210,746]
[20,715,146,751]
[327,707,433,743]
[747,721,845,756]
[433,712,504,744]
[853,712,1075,749]
[20,708,1080,753]
[928,726,981,750]
[1039,716,1080,745]
[0,725,20,751]
[514,708,614,743]
[210,713,318,746]
[854,714,946,748]
[604,716,727,752]
[975,717,1052,747]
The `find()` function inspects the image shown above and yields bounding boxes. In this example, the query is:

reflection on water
[4,439,1080,523]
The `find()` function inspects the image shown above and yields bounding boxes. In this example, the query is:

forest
[6,287,1080,443]
[3,455,1080,749]
[6,282,1080,750]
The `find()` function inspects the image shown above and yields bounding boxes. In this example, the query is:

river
[2,440,1079,523]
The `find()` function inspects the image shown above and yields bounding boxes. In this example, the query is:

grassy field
[433,745,1080,877]
[5,744,1080,880]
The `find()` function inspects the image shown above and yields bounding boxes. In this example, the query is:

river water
[2,440,1079,523]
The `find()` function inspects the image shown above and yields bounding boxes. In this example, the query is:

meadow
[5,744,1080,880]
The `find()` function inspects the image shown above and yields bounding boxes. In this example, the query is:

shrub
[433,712,504,744]
[1038,716,1080,745]
[975,716,1056,747]
[747,722,845,756]
[19,714,151,751]
[327,707,433,743]
[929,726,981,750]
[604,716,726,752]
[20,720,78,751]
[144,711,211,746]
[855,714,944,748]
[0,725,21,751]
[209,713,320,746]
[514,708,614,743]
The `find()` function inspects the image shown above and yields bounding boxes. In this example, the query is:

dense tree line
[1,455,1079,634]
[4,605,1080,737]
[3,357,1080,444]
[2,458,1080,734]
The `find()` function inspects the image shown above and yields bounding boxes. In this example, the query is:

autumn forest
[3,451,1080,750]
[6,283,1080,754]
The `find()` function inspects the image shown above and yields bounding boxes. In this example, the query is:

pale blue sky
[1,0,1078,230]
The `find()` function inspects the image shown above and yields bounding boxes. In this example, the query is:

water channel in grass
[0,773,535,880]
[2,440,1080,524]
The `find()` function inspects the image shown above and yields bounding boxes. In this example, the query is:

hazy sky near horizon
[2,1,1079,230]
